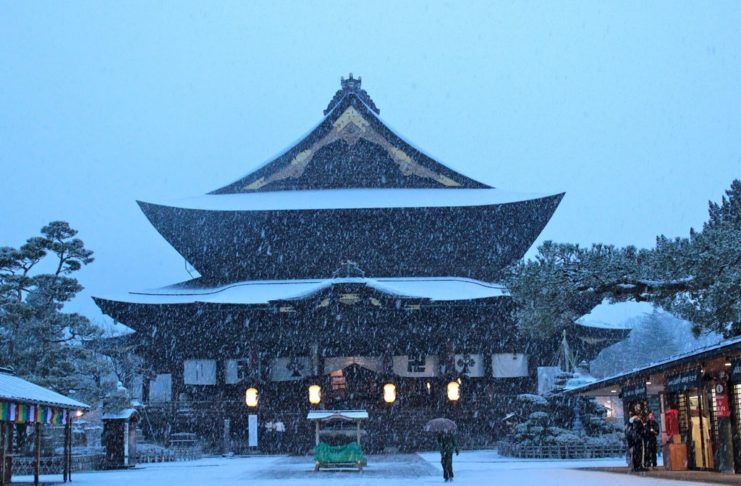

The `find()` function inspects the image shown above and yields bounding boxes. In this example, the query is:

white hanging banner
[491,353,529,377]
[248,414,258,447]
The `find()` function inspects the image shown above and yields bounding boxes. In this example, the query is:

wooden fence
[497,440,626,459]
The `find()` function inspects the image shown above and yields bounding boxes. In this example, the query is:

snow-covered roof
[566,334,741,395]
[0,371,90,410]
[141,188,556,212]
[576,300,654,329]
[102,408,137,420]
[100,277,508,305]
[307,410,368,421]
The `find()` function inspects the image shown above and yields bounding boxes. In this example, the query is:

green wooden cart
[307,410,368,472]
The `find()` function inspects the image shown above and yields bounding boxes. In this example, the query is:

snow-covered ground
[15,450,716,485]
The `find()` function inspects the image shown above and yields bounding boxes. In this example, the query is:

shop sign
[715,383,731,417]
[730,360,741,381]
[621,383,647,400]
[665,369,701,392]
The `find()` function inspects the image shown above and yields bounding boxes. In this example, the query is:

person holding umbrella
[425,417,460,481]
[437,431,460,482]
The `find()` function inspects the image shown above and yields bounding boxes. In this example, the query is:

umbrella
[424,417,457,433]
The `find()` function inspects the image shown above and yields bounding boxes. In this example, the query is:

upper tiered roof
[211,74,490,193]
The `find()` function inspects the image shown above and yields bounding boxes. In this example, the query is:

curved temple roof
[145,188,554,212]
[95,276,509,306]
[212,75,490,193]
[136,192,563,282]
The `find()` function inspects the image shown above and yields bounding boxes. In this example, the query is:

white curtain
[491,353,528,378]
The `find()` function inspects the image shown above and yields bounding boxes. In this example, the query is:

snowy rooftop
[0,370,90,410]
[575,300,654,329]
[101,277,509,305]
[102,408,137,420]
[566,334,741,395]
[307,410,369,421]
[141,188,556,212]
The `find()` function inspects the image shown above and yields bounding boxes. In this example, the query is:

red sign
[716,385,731,417]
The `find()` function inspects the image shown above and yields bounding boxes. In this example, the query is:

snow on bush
[528,411,549,423]
[554,433,581,444]
[517,393,548,406]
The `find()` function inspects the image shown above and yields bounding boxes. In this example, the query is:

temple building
[94,75,626,453]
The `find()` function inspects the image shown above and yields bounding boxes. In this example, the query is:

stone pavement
[585,466,741,485]
[252,453,437,480]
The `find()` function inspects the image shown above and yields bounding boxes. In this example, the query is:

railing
[11,454,105,475]
[497,440,626,459]
[136,446,202,464]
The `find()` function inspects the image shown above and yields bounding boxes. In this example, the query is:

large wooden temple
[94,75,626,453]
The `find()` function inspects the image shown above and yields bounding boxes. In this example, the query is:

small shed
[101,408,138,469]
[0,367,89,486]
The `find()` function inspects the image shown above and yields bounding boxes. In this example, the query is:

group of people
[625,410,660,472]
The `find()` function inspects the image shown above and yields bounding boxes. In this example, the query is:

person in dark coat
[437,432,460,481]
[644,412,659,468]
[626,414,647,472]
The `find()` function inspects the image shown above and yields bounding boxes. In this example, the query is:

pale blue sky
[1,1,739,324]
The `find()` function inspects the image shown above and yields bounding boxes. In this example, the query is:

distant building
[94,75,626,452]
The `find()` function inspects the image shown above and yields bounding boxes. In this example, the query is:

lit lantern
[74,410,84,418]
[447,380,460,402]
[383,383,396,404]
[308,384,321,405]
[245,387,259,407]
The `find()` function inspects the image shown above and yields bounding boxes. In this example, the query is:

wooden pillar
[63,415,70,482]
[1,421,6,486]
[68,413,73,482]
[34,422,41,486]
[7,425,14,486]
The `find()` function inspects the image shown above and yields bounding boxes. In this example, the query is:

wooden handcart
[307,410,368,472]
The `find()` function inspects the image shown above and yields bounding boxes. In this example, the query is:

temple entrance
[325,364,380,408]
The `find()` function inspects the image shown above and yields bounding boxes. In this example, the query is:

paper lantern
[447,381,460,401]
[308,384,321,405]
[383,383,396,403]
[245,387,259,407]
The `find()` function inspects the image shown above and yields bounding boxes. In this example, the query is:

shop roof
[565,335,741,396]
[0,369,90,410]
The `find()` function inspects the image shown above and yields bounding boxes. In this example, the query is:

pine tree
[0,221,108,399]
[504,179,741,339]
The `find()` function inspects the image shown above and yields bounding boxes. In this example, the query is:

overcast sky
[1,1,739,326]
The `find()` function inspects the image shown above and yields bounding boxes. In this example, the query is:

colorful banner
[0,401,69,424]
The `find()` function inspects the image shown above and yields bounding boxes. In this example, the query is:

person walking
[437,432,460,482]
[645,412,659,469]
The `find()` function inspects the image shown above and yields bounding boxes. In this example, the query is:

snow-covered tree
[504,180,741,339]
[0,221,107,398]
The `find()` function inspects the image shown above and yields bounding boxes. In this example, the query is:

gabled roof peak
[324,73,380,115]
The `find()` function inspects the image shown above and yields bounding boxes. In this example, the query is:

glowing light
[245,387,259,407]
[74,410,84,418]
[383,383,396,404]
[447,381,460,402]
[309,384,321,405]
